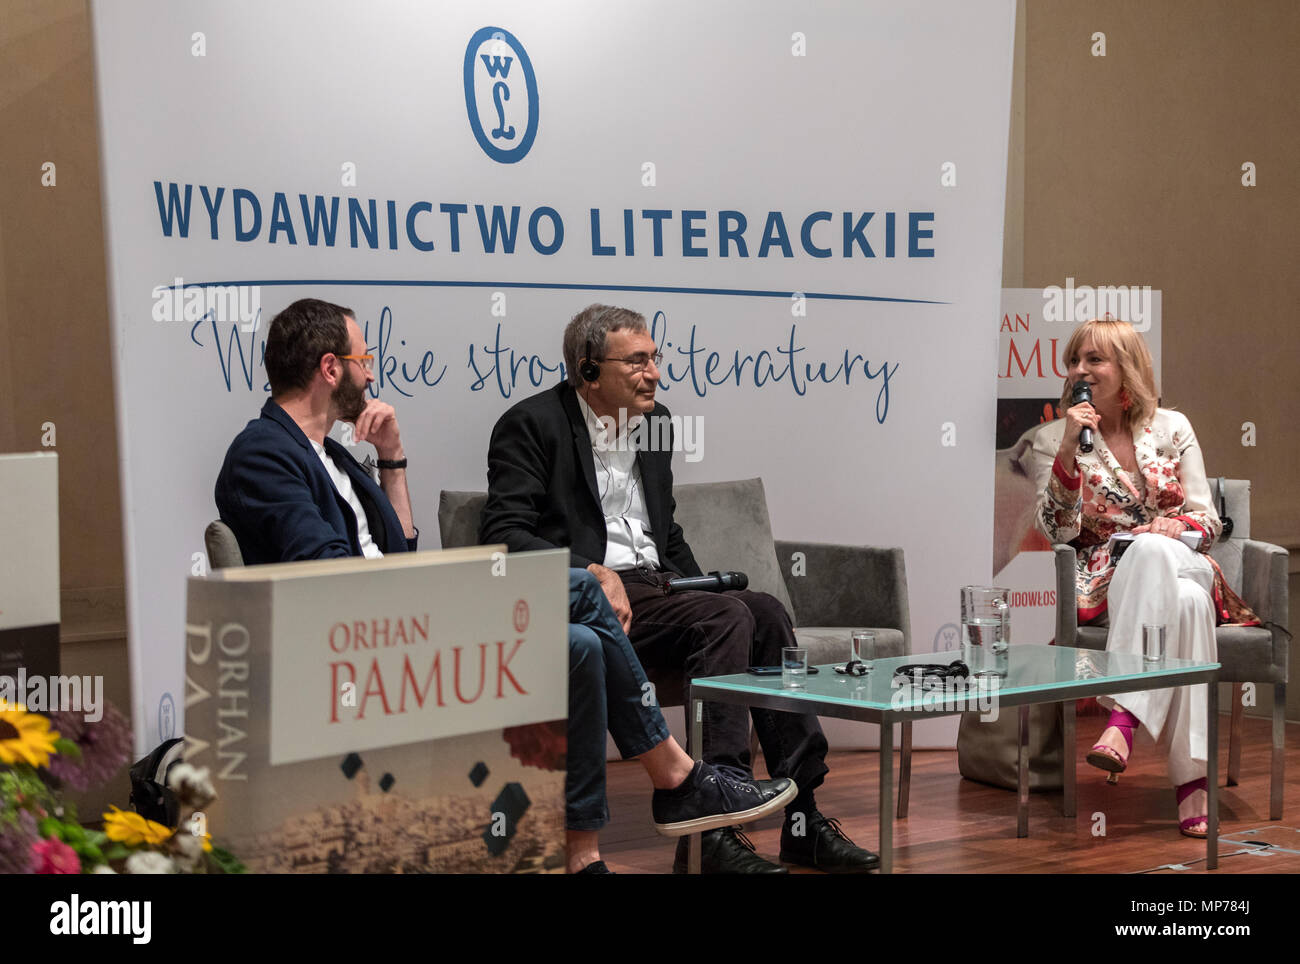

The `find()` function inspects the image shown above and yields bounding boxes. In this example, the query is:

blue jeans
[567,568,672,830]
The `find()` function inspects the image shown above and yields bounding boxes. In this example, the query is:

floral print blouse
[1027,408,1221,621]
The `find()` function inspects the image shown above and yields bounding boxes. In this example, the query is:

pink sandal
[1176,777,1208,839]
[1086,708,1139,783]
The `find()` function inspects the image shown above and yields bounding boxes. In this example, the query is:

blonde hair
[1058,319,1158,429]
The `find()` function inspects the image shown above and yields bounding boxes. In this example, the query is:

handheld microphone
[1072,381,1094,453]
[663,571,749,595]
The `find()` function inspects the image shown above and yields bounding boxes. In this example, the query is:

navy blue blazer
[215,399,417,565]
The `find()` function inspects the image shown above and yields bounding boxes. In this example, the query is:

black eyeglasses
[595,351,663,373]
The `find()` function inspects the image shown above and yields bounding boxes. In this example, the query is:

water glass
[961,585,1010,678]
[782,646,808,689]
[851,630,876,673]
[1143,624,1166,663]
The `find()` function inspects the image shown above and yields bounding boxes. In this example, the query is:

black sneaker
[652,762,797,836]
[672,827,788,874]
[779,810,879,873]
[574,860,614,875]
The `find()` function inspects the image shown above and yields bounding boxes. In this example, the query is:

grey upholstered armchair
[1052,478,1289,818]
[439,477,917,815]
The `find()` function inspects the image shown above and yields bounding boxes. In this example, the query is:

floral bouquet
[0,700,242,874]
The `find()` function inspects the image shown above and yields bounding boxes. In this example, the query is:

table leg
[897,721,912,819]
[1207,678,1218,870]
[689,694,703,875]
[1017,704,1030,838]
[1273,683,1286,820]
[1062,700,1076,818]
[1227,684,1243,786]
[879,712,893,874]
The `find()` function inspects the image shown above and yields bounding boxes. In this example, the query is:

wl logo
[463,26,539,164]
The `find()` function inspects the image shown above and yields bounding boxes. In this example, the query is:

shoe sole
[1085,749,1126,774]
[654,779,798,837]
[672,863,789,875]
[779,849,880,873]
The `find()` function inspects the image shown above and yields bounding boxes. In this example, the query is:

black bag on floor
[127,737,186,827]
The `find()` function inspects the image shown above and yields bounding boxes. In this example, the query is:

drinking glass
[782,646,808,689]
[851,630,876,673]
[961,585,1010,678]
[1143,624,1166,663]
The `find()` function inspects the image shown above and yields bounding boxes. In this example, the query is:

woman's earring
[1119,388,1132,411]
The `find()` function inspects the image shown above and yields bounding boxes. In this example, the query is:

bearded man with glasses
[215,297,417,563]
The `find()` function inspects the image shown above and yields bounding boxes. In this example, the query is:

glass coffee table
[687,644,1220,873]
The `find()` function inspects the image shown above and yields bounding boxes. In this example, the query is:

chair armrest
[773,540,910,649]
[1053,544,1078,646]
[205,520,244,570]
[438,490,487,549]
[1241,539,1289,629]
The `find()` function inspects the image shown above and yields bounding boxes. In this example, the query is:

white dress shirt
[309,438,383,558]
[575,394,661,572]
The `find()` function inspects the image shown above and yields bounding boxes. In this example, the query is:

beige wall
[1020,0,1299,718]
[1,0,1294,804]
[1,0,128,815]
[1023,0,1299,548]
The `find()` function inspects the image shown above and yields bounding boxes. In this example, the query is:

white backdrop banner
[90,0,1016,752]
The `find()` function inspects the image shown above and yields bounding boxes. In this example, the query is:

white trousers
[1097,533,1216,786]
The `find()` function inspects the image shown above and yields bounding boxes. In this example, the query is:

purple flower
[0,810,39,874]
[46,701,132,792]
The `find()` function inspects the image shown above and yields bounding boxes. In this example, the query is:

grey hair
[562,304,648,387]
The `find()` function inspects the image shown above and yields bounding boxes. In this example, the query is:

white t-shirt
[575,394,661,571]
[309,439,383,559]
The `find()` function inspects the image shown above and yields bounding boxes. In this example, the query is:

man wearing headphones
[480,304,879,874]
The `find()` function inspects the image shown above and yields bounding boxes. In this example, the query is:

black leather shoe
[574,860,614,874]
[652,762,797,836]
[779,810,879,873]
[672,827,787,874]
[753,778,792,801]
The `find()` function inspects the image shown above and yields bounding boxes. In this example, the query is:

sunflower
[0,704,60,768]
[103,806,173,847]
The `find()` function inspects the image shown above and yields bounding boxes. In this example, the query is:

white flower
[167,763,217,808]
[171,831,205,870]
[92,864,118,874]
[125,851,176,875]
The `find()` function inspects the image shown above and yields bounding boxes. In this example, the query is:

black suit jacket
[480,382,702,577]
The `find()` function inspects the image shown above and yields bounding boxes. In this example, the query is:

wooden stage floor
[599,712,1299,874]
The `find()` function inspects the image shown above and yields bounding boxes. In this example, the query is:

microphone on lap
[663,571,749,595]
[1072,380,1094,453]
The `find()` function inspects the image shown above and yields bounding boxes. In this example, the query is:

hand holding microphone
[1060,381,1098,463]
[1071,381,1095,453]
